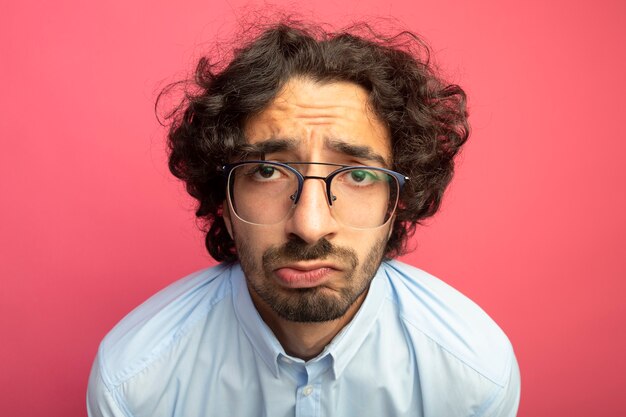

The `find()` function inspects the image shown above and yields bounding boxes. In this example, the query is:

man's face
[223,77,393,323]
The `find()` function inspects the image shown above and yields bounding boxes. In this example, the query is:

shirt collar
[231,263,284,378]
[230,261,388,379]
[324,265,387,378]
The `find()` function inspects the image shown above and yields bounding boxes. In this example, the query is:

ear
[222,201,234,239]
[386,216,396,240]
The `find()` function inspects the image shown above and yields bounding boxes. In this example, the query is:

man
[88,21,520,417]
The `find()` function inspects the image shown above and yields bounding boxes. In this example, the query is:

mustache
[262,238,358,267]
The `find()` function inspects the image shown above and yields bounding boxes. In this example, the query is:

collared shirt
[87,261,520,417]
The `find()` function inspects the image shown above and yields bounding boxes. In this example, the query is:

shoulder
[95,263,235,388]
[381,260,516,389]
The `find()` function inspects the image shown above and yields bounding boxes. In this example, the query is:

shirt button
[302,385,314,397]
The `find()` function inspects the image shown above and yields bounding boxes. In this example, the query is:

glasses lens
[228,162,297,224]
[330,167,399,228]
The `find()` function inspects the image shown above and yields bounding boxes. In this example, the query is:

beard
[236,236,387,323]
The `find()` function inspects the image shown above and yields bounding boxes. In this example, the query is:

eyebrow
[237,137,388,166]
[325,138,388,166]
[237,138,298,156]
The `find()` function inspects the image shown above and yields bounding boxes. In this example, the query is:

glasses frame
[222,160,409,226]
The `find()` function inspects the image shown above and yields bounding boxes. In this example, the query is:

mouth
[273,262,341,288]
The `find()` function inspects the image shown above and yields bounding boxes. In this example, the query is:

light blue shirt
[87,260,520,416]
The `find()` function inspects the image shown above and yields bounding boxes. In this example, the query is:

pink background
[1,0,625,416]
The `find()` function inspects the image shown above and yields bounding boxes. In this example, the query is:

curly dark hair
[161,20,469,262]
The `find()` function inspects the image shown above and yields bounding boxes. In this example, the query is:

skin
[223,77,394,360]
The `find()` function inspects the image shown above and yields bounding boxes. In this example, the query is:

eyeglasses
[222,161,409,229]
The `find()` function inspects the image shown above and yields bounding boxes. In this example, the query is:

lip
[273,262,340,288]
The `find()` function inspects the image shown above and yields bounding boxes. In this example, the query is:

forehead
[243,78,392,165]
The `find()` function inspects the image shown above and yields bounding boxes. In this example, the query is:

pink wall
[1,0,625,415]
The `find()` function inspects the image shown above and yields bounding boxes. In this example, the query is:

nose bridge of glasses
[285,162,334,205]
[292,174,335,206]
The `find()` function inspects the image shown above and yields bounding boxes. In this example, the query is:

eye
[258,165,277,178]
[247,164,286,182]
[342,169,380,186]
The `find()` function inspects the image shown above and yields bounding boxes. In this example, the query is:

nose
[284,177,339,244]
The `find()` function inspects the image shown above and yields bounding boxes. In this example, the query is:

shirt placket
[295,382,321,417]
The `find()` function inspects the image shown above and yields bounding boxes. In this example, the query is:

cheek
[232,222,283,257]
[344,227,390,260]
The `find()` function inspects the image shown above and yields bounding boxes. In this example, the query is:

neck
[250,290,367,361]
